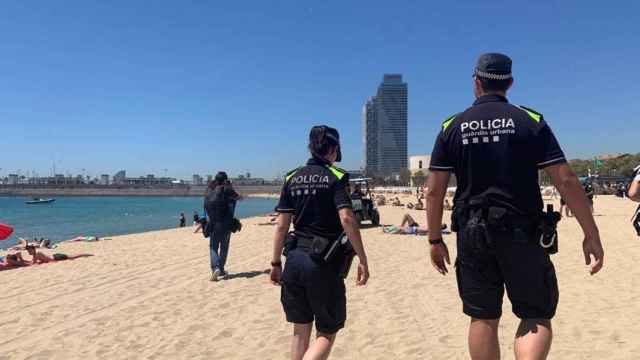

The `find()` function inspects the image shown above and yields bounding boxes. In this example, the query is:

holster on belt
[284,231,339,263]
[452,196,559,254]
[283,231,356,277]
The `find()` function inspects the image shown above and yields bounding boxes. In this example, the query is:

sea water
[0,196,277,249]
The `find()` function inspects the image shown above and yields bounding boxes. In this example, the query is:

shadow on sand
[223,269,270,281]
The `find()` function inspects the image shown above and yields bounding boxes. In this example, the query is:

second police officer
[425,53,604,360]
[270,125,370,360]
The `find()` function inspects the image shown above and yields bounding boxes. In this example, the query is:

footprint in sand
[216,329,234,339]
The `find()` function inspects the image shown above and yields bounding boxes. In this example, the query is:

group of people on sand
[10,237,53,250]
[1,244,92,270]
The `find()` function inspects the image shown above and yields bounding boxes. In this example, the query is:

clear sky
[2,1,638,179]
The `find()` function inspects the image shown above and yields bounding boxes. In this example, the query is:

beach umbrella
[0,223,14,240]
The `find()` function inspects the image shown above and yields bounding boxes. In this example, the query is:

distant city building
[8,174,18,185]
[113,170,126,184]
[206,175,213,184]
[192,174,204,186]
[363,97,378,174]
[231,176,265,186]
[363,74,408,176]
[409,155,431,187]
[121,175,174,186]
[99,174,110,185]
[347,170,365,179]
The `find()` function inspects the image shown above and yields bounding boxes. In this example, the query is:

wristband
[428,238,444,245]
[271,261,282,267]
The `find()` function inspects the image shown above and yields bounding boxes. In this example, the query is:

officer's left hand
[430,243,450,275]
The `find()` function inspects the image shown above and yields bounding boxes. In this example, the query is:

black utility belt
[283,231,356,278]
[296,232,341,262]
[284,231,340,261]
[452,203,560,255]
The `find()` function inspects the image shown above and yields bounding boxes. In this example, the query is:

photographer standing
[204,171,241,281]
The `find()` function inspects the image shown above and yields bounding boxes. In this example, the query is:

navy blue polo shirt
[276,158,352,240]
[429,94,566,215]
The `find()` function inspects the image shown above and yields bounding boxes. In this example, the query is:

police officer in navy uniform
[425,53,604,360]
[270,125,370,360]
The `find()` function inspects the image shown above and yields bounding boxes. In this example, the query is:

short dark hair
[478,77,511,93]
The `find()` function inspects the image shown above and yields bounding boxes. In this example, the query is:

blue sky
[1,1,638,179]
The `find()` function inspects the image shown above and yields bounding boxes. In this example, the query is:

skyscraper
[363,74,408,176]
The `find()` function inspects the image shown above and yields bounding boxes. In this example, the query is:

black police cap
[474,53,512,80]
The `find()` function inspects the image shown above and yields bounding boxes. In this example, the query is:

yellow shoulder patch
[327,165,346,180]
[285,167,301,182]
[442,114,457,131]
[517,105,542,123]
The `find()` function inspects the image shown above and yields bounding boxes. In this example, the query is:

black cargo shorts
[281,249,346,334]
[455,226,559,320]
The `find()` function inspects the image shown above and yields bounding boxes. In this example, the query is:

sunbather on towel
[26,245,93,264]
[382,214,447,235]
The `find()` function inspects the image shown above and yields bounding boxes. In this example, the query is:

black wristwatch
[428,238,444,245]
[271,261,282,267]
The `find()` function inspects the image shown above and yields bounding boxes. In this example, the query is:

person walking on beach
[270,125,369,360]
[204,171,241,281]
[425,53,604,360]
[179,212,186,227]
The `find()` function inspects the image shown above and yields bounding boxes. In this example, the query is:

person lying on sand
[391,197,403,206]
[382,214,448,235]
[26,245,93,264]
[1,253,29,267]
[67,236,107,242]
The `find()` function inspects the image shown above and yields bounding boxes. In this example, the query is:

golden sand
[0,195,638,359]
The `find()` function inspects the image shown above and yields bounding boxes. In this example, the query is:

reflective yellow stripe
[328,166,345,180]
[442,115,456,131]
[519,106,541,123]
[285,168,299,182]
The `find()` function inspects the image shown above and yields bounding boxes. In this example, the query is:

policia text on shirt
[426,53,604,360]
[270,125,370,360]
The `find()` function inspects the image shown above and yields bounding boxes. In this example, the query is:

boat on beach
[25,198,56,205]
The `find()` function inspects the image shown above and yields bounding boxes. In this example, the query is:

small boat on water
[25,198,56,205]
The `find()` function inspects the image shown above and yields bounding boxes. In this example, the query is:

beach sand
[1,195,638,359]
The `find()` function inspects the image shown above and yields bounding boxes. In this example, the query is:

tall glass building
[363,74,408,176]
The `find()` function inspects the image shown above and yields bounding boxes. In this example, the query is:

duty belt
[291,231,340,262]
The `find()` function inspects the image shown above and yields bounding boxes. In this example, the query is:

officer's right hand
[270,265,282,286]
[356,260,369,286]
[430,243,450,275]
[583,234,604,275]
